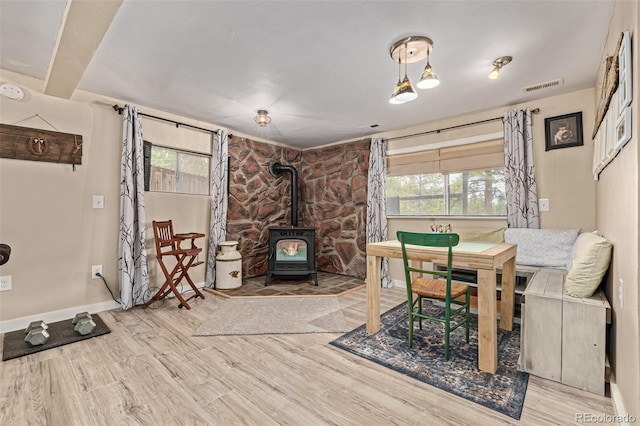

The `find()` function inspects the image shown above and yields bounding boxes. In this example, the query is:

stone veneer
[226,136,369,280]
[300,140,370,278]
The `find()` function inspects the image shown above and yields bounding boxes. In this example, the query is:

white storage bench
[519,268,611,395]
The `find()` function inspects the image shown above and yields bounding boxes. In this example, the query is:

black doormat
[2,313,111,361]
[330,302,528,420]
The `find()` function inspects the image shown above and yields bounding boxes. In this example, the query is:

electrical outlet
[0,275,12,291]
[91,265,103,279]
[618,278,624,309]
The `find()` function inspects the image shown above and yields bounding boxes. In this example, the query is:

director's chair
[142,220,206,310]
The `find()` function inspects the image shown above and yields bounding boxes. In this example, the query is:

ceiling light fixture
[254,109,271,127]
[488,56,512,80]
[389,36,439,104]
[389,42,418,104]
[417,45,440,89]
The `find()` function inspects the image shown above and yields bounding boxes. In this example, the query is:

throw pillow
[565,232,612,298]
[504,228,580,269]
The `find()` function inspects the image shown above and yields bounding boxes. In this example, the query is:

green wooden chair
[397,231,471,360]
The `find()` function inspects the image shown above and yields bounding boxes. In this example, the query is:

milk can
[215,241,242,289]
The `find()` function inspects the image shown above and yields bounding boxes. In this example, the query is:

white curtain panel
[366,138,392,288]
[205,129,229,288]
[503,108,540,229]
[119,105,150,309]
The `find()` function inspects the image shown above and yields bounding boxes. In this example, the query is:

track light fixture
[488,56,512,80]
[389,36,439,104]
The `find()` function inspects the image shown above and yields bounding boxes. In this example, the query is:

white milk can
[215,241,242,290]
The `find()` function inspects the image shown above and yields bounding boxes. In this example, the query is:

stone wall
[227,136,302,277]
[226,136,370,280]
[300,139,370,279]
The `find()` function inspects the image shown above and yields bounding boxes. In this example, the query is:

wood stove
[265,227,317,285]
[265,160,317,286]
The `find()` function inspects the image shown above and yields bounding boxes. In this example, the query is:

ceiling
[0,0,615,148]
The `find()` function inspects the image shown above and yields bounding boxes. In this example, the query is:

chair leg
[407,299,414,349]
[444,299,451,361]
[418,297,423,330]
[465,288,470,343]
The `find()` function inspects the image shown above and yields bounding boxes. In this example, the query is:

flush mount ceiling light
[488,56,512,80]
[254,109,271,127]
[389,36,439,104]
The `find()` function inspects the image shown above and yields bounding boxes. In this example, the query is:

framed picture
[603,91,617,163]
[545,112,583,151]
[615,106,632,151]
[618,31,632,111]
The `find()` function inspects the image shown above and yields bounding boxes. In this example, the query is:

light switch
[539,198,550,212]
[93,195,104,209]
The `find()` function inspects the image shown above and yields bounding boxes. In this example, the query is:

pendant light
[417,46,440,89]
[389,42,418,104]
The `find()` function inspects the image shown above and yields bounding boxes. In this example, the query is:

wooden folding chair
[142,220,206,310]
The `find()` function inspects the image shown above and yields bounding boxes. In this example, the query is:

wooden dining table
[366,240,517,373]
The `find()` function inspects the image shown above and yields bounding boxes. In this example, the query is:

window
[386,138,506,216]
[144,142,210,195]
[387,169,506,216]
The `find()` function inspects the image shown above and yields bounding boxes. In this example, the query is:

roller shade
[388,139,504,176]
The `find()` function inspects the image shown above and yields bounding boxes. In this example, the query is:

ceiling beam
[44,0,123,99]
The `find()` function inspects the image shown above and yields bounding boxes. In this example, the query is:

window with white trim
[386,139,506,217]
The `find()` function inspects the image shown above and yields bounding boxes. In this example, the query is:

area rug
[193,296,351,336]
[2,314,111,361]
[330,302,528,420]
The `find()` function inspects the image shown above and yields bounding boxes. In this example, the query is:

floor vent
[522,79,564,93]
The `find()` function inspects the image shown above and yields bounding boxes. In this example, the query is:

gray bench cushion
[505,228,580,269]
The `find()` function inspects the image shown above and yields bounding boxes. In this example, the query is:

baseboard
[0,300,121,334]
[391,278,404,288]
[0,281,207,334]
[609,373,635,425]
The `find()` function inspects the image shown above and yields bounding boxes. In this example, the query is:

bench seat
[519,268,611,395]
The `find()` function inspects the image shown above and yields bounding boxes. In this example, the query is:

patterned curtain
[503,108,540,228]
[366,138,392,288]
[119,105,149,309]
[205,129,229,288]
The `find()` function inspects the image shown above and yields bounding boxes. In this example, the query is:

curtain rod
[112,104,218,135]
[385,107,540,142]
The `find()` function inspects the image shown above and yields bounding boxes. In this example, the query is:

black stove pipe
[268,160,298,227]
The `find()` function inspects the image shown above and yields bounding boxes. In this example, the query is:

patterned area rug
[330,302,528,420]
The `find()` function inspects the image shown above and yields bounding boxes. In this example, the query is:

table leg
[366,254,381,333]
[477,268,498,373]
[500,256,516,331]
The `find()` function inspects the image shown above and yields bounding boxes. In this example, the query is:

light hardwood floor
[1,287,614,425]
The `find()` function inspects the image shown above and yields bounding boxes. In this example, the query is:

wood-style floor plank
[0,286,614,425]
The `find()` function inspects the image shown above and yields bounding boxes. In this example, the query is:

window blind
[387,138,504,176]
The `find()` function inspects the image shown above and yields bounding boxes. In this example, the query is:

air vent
[522,79,564,93]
